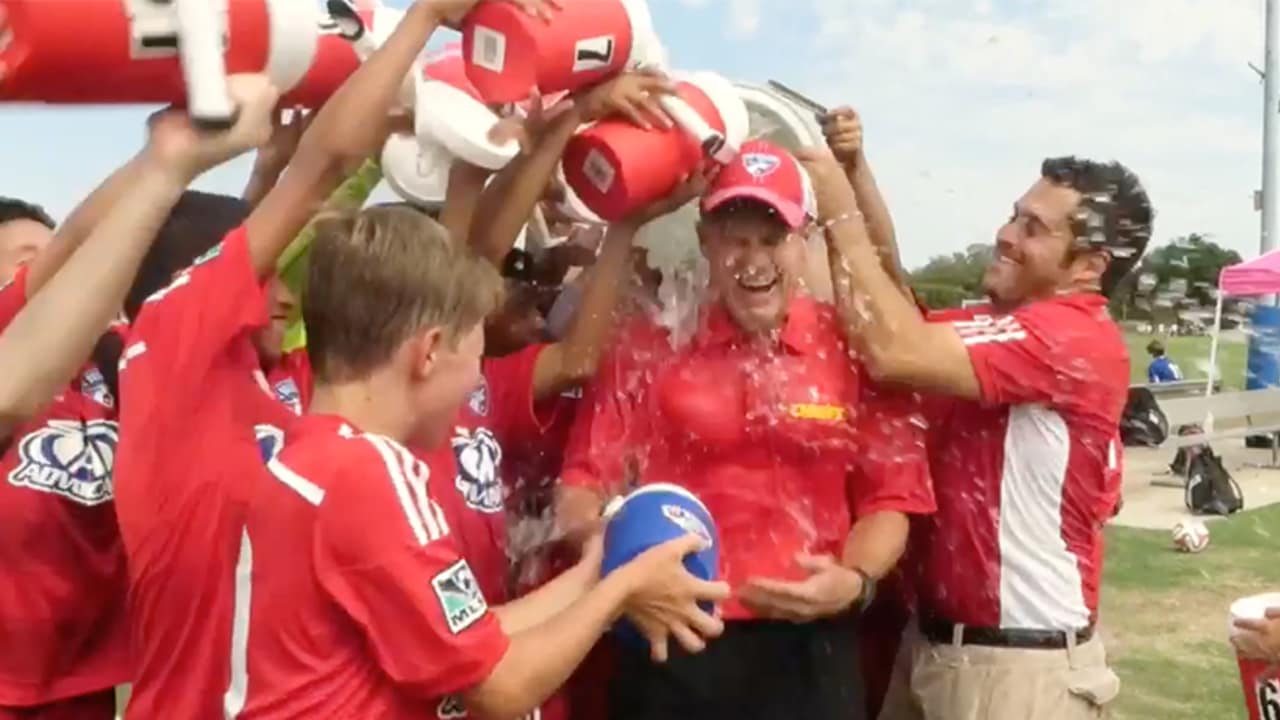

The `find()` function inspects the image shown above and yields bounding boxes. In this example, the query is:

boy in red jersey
[0,96,275,719]
[113,2,505,716]
[236,204,726,719]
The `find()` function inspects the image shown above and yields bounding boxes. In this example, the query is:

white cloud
[695,0,1270,266]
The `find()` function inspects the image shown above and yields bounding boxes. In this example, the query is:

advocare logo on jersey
[9,419,118,506]
[452,427,504,514]
[432,559,487,634]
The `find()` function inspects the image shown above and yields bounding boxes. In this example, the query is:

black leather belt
[920,616,1094,650]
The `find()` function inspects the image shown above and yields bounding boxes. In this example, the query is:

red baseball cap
[700,139,816,229]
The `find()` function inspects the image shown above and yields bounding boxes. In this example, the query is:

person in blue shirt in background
[1147,339,1184,383]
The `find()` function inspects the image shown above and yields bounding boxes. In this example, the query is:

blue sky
[0,0,1268,268]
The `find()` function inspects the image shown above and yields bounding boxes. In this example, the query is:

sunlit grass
[1104,504,1280,719]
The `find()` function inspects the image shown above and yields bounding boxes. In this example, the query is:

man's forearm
[469,108,582,266]
[846,152,907,289]
[245,0,440,278]
[534,223,636,398]
[0,161,189,434]
[840,510,909,580]
[826,214,929,371]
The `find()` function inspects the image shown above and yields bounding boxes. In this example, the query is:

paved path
[1112,443,1280,530]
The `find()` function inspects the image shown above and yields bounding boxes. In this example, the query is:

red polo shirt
[917,294,1127,631]
[561,295,935,620]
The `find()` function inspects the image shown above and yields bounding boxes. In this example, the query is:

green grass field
[1104,504,1280,719]
[1126,333,1249,391]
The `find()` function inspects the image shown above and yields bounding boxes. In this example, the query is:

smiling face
[697,201,808,334]
[983,178,1106,310]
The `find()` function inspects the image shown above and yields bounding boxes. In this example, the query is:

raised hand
[618,534,730,662]
[820,106,863,169]
[144,74,280,180]
[576,69,678,131]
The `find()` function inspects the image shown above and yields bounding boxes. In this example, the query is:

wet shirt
[562,295,935,620]
[918,294,1127,631]
[114,227,295,719]
[0,267,128,705]
[236,414,509,719]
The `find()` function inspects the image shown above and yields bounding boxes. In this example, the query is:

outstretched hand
[739,553,863,623]
[145,74,280,180]
[576,69,678,131]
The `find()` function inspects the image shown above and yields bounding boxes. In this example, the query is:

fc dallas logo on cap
[742,153,781,179]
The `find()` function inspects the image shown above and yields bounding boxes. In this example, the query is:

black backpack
[1120,387,1170,447]
[1184,444,1244,516]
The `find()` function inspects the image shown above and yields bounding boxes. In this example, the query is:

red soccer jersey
[236,414,509,719]
[562,296,936,619]
[423,344,557,606]
[917,293,1127,630]
[0,267,128,706]
[113,228,295,720]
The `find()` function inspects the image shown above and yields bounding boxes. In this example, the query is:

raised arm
[821,107,908,290]
[467,71,676,267]
[244,0,482,278]
[0,78,279,436]
[531,172,706,400]
[797,148,980,398]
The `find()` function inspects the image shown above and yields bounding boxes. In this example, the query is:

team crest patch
[452,427,504,513]
[661,504,712,545]
[743,153,781,179]
[273,378,302,415]
[255,424,285,463]
[80,368,115,409]
[436,696,467,719]
[9,419,118,506]
[432,559,487,634]
[467,379,489,417]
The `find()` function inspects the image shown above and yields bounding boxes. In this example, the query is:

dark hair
[0,196,55,229]
[1146,340,1165,357]
[1040,157,1153,298]
[90,191,249,406]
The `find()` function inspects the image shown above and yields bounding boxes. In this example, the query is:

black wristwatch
[852,568,877,613]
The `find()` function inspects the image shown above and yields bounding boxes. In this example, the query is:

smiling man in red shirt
[557,140,935,720]
[800,149,1152,720]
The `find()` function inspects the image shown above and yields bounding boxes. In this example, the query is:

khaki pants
[879,621,1120,720]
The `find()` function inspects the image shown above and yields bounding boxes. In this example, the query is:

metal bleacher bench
[1148,388,1280,486]
[1133,378,1222,399]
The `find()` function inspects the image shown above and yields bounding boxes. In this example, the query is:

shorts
[609,613,864,720]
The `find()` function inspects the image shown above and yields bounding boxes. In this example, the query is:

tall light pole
[1263,0,1280,268]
